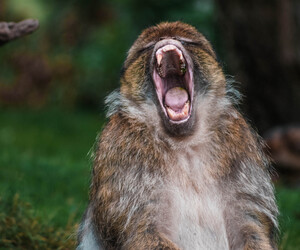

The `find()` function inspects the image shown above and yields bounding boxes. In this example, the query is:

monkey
[77,22,278,250]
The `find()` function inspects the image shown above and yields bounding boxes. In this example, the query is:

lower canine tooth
[166,101,190,121]
[166,106,176,117]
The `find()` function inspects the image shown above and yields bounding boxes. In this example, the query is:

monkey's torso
[78,22,278,250]
[78,110,277,250]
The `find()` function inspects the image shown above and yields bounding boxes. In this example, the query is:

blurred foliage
[0,109,103,227]
[0,109,103,248]
[0,0,215,110]
[0,194,77,249]
[276,187,300,250]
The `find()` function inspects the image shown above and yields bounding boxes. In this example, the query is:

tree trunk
[215,0,300,133]
[0,19,39,46]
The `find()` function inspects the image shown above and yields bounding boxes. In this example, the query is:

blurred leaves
[0,0,214,110]
[0,194,77,249]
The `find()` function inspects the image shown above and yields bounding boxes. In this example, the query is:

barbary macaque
[78,22,278,250]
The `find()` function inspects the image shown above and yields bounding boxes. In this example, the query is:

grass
[0,109,299,249]
[0,193,76,249]
[0,109,103,248]
[277,187,300,250]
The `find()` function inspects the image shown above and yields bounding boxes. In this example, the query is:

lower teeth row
[157,64,186,77]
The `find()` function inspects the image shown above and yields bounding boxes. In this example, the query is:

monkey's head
[119,22,226,136]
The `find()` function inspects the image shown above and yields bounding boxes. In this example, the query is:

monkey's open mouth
[152,44,193,123]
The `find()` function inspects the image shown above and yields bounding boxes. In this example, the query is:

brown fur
[78,22,278,250]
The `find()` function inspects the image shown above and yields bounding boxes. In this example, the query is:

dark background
[0,0,299,248]
[1,0,299,133]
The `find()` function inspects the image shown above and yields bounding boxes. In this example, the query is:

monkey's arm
[91,181,180,250]
[221,115,278,250]
[242,213,278,250]
[223,175,277,250]
[124,230,180,250]
[90,114,180,249]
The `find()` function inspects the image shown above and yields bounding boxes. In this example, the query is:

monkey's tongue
[164,87,190,121]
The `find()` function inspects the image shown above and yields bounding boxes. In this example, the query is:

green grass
[277,187,300,250]
[0,193,77,249]
[0,109,299,249]
[0,109,103,248]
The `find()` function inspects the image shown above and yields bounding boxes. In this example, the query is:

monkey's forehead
[126,21,215,61]
[136,22,203,45]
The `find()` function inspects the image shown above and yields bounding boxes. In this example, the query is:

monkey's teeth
[180,63,186,74]
[157,53,163,65]
[162,44,177,52]
[180,54,184,62]
[165,101,190,121]
[156,66,163,77]
[156,45,184,66]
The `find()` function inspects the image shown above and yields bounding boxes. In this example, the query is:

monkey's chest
[162,184,229,250]
[159,155,230,250]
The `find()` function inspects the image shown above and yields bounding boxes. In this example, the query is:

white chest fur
[161,150,229,250]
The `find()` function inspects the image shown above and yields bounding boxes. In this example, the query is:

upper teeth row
[156,45,184,66]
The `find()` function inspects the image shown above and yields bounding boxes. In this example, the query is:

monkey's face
[121,22,224,136]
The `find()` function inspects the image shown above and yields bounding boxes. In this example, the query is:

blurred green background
[0,0,299,249]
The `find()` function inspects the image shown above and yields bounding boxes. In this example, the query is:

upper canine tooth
[156,45,185,67]
[179,51,184,61]
[156,53,163,65]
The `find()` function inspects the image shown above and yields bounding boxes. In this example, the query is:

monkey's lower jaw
[152,43,193,124]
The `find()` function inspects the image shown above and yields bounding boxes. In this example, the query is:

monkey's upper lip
[152,44,193,123]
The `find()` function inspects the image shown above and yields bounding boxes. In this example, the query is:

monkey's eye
[137,42,155,54]
[176,37,201,47]
[178,40,187,46]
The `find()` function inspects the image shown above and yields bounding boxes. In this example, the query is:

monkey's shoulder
[217,111,265,154]
[100,112,156,146]
[95,112,167,168]
[210,110,270,174]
